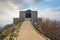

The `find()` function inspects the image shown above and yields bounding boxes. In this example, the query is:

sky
[0,0,60,27]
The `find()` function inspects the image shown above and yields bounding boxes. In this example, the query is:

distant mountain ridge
[0,24,13,34]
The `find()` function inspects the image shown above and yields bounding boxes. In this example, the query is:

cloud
[0,0,7,2]
[33,0,44,4]
[0,0,45,10]
[10,0,24,4]
[45,8,60,14]
[0,1,19,26]
[45,0,60,2]
[5,0,44,10]
[38,8,60,20]
[0,0,60,27]
[10,0,44,4]
[26,0,44,5]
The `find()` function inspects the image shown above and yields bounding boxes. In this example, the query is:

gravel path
[17,21,45,40]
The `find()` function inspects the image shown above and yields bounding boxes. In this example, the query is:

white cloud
[0,0,60,27]
[38,8,60,21]
[0,2,20,26]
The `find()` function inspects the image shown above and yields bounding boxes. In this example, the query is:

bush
[38,18,60,40]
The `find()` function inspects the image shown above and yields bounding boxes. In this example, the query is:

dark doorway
[26,10,31,18]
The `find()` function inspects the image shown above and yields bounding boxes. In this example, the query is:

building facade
[13,10,38,25]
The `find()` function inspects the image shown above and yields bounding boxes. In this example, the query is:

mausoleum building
[13,10,38,25]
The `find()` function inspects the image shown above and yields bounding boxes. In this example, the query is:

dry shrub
[38,18,60,40]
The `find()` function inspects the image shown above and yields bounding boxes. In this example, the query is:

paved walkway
[17,21,45,40]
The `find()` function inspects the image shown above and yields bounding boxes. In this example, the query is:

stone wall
[19,11,26,19]
[31,11,38,23]
[13,18,21,25]
[13,10,38,25]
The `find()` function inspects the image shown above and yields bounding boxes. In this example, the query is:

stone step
[25,18,31,21]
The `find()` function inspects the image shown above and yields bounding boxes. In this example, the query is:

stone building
[13,10,38,25]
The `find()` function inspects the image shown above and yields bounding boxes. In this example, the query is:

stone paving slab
[17,21,45,40]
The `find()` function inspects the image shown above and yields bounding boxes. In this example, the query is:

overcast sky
[0,0,60,27]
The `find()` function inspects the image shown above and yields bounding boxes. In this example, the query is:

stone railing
[31,22,51,40]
